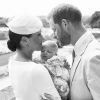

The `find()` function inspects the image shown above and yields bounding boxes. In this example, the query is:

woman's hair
[7,30,32,52]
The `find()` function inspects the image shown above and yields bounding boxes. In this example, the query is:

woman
[7,14,61,100]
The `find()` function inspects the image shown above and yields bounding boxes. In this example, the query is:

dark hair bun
[7,40,16,51]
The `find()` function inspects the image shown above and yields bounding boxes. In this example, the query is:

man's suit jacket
[70,31,100,100]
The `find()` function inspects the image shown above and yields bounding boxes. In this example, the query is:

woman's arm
[32,64,61,100]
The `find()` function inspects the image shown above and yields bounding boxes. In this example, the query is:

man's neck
[71,25,86,45]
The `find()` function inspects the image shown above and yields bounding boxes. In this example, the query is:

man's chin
[60,38,71,46]
[60,41,70,46]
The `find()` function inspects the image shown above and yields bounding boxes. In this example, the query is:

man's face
[49,19,71,46]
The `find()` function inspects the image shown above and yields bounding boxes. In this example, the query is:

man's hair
[48,4,82,25]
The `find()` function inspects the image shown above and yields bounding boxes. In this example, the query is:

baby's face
[41,45,57,61]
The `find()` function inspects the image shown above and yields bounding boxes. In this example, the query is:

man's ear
[61,19,69,31]
[20,36,30,47]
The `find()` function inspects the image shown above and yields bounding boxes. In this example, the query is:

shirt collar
[74,31,95,56]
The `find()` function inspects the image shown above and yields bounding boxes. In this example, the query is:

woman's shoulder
[30,62,49,74]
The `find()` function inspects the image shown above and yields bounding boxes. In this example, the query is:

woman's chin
[41,56,47,61]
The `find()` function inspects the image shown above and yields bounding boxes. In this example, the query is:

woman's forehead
[33,30,41,35]
[31,31,41,38]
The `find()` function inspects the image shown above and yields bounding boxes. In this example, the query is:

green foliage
[0,17,8,27]
[82,16,91,28]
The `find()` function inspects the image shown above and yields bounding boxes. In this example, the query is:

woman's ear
[20,36,30,48]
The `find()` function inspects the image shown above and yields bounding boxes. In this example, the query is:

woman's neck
[15,50,32,62]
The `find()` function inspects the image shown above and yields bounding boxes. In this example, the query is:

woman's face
[29,31,43,51]
[41,45,57,61]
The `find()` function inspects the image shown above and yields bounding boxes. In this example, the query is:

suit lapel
[70,32,94,86]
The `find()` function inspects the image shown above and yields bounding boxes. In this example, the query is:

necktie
[72,50,75,65]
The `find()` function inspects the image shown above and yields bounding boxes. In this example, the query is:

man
[46,3,100,100]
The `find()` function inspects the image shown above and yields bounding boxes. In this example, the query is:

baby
[32,40,58,63]
[33,40,70,100]
[41,40,58,61]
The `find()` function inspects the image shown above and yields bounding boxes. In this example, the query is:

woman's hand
[40,93,61,100]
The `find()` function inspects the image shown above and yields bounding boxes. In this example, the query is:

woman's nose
[44,51,47,54]
[40,34,44,42]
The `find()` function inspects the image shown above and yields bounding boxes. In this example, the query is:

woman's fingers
[40,95,48,100]
[44,93,56,100]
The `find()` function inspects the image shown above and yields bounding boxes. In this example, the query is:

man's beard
[60,32,71,46]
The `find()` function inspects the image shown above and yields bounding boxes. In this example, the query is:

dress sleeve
[86,55,100,100]
[31,64,61,100]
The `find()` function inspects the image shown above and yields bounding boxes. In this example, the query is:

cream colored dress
[8,55,61,100]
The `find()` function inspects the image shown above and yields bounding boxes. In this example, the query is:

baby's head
[41,40,58,61]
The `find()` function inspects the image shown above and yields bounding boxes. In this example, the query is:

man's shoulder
[88,38,100,50]
[83,39,100,61]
